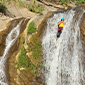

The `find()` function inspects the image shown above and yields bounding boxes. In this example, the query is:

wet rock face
[8,18,43,85]
[80,12,85,71]
[73,6,85,80]
[0,18,29,84]
[72,6,85,49]
[8,11,53,84]
[8,18,29,55]
[80,13,85,44]
[38,12,53,39]
[0,18,23,56]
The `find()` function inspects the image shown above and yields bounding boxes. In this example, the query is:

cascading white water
[42,8,85,85]
[0,21,22,85]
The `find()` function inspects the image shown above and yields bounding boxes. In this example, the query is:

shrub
[0,0,44,14]
[27,42,34,52]
[32,42,42,59]
[29,5,43,14]
[28,0,44,14]
[14,0,28,8]
[22,38,25,44]
[38,62,43,67]
[29,63,37,76]
[17,46,37,76]
[30,36,42,59]
[0,3,7,14]
[27,21,36,34]
[17,46,29,69]
[76,0,85,5]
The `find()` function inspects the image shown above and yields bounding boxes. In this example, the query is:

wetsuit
[57,23,64,38]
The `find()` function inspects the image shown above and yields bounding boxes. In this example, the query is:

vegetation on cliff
[0,0,84,15]
[27,21,36,34]
[27,21,43,62]
[27,21,43,60]
[0,3,7,14]
[60,0,85,5]
[28,0,44,14]
[28,34,42,59]
[17,46,29,69]
[17,21,43,77]
[17,45,37,76]
[0,0,44,14]
[40,0,85,5]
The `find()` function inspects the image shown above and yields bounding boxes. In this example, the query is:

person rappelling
[57,18,66,39]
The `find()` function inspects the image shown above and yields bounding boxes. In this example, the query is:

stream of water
[0,21,22,85]
[42,8,85,85]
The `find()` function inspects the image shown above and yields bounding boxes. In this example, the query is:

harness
[57,27,63,31]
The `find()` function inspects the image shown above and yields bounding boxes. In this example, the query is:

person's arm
[58,21,61,25]
[63,22,66,25]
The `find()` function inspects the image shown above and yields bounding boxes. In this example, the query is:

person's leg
[57,30,61,38]
[58,28,63,37]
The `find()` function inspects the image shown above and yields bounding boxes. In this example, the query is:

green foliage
[29,5,44,14]
[27,33,42,60]
[32,42,42,59]
[17,46,37,76]
[27,21,36,34]
[38,62,43,67]
[0,0,28,7]
[27,42,33,52]
[0,0,14,5]
[60,0,85,5]
[31,36,42,59]
[17,0,26,7]
[39,0,84,5]
[0,0,44,14]
[22,38,25,44]
[60,0,67,5]
[29,63,37,76]
[17,46,29,69]
[14,0,28,8]
[37,0,40,1]
[28,0,44,14]
[75,0,85,5]
[21,46,25,54]
[32,49,39,59]
[60,0,63,5]
[0,3,7,13]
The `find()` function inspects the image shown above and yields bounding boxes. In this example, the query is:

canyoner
[57,17,66,39]
[42,7,85,85]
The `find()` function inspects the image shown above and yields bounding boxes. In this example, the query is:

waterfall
[0,20,22,85]
[42,8,85,85]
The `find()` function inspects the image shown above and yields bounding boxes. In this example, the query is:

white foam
[42,9,84,85]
